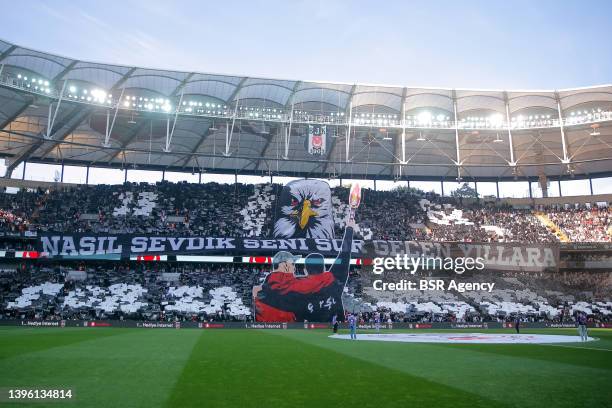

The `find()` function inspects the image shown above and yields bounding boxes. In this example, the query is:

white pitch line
[540,342,612,352]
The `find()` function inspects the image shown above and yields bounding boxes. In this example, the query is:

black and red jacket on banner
[255,227,353,322]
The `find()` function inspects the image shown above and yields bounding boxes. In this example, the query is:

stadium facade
[0,39,611,193]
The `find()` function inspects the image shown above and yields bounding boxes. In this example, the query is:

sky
[1,0,611,90]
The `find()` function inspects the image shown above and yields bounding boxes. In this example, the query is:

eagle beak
[299,199,318,229]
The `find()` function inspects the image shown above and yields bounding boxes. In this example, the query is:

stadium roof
[1,39,612,182]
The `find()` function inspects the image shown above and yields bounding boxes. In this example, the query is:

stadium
[0,3,611,407]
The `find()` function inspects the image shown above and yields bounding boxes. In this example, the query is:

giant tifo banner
[37,234,560,272]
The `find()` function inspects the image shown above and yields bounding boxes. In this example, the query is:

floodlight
[489,113,503,126]
[417,111,432,124]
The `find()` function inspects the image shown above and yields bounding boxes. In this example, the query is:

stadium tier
[0,181,609,242]
[2,263,611,324]
[0,181,610,325]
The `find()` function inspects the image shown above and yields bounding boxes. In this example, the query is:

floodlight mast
[284,102,294,160]
[46,81,67,140]
[104,88,125,148]
[346,100,352,162]
[504,92,516,166]
[164,89,185,152]
[225,102,240,157]
[452,91,461,180]
[556,92,570,164]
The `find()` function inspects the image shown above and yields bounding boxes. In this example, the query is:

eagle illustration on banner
[273,179,334,239]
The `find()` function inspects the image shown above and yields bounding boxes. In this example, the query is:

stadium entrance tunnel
[329,333,596,344]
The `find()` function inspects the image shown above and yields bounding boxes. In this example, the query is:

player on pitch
[374,311,381,333]
[577,311,588,342]
[348,312,357,340]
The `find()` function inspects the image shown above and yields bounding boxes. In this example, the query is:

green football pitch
[1,327,611,408]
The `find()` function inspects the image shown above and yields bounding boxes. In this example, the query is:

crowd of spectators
[426,205,557,243]
[0,181,610,327]
[350,268,611,323]
[0,181,608,244]
[0,262,265,322]
[333,186,428,240]
[546,206,612,242]
[1,263,609,323]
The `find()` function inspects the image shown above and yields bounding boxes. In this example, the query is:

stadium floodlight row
[0,39,611,182]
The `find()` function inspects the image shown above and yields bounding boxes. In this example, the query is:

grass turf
[0,327,610,408]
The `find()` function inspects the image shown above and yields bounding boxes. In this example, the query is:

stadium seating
[0,181,609,244]
[0,181,611,324]
[546,206,612,242]
[2,264,609,323]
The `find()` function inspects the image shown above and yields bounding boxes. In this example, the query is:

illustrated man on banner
[253,183,361,322]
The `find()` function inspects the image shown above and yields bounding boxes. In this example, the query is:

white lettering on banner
[41,235,124,255]
[373,240,452,258]
[186,238,204,250]
[243,239,259,249]
[314,239,331,252]
[106,237,122,254]
[96,237,108,254]
[460,245,557,269]
[79,237,96,255]
[276,240,298,250]
[130,237,148,252]
[149,237,165,252]
[38,235,557,273]
[260,240,277,249]
[168,237,186,251]
[40,236,60,254]
[130,237,236,253]
[61,237,76,255]
[297,239,309,251]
